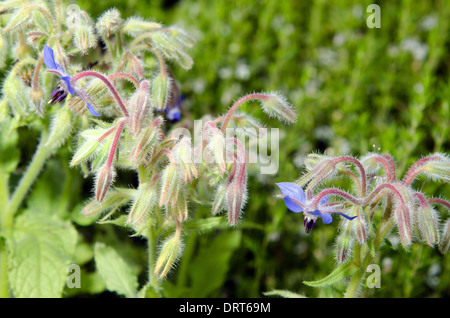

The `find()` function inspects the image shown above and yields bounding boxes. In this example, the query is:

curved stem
[8,130,52,218]
[220,93,269,133]
[71,71,129,117]
[333,157,367,197]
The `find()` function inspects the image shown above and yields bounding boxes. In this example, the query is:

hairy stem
[71,71,129,117]
[7,130,52,218]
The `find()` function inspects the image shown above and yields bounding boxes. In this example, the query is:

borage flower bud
[29,86,45,115]
[45,106,74,149]
[207,129,227,175]
[211,183,227,215]
[173,136,197,184]
[259,92,297,124]
[3,70,31,116]
[128,80,151,135]
[154,229,183,279]
[421,154,450,182]
[70,138,100,167]
[439,219,450,254]
[95,163,116,203]
[82,189,132,218]
[335,219,354,264]
[165,191,189,222]
[129,126,159,165]
[73,25,97,54]
[152,71,171,111]
[96,8,123,38]
[122,17,162,36]
[352,206,368,244]
[394,203,412,246]
[127,181,158,226]
[417,206,440,246]
[159,162,180,207]
[226,173,247,226]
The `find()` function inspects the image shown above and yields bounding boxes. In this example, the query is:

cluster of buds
[277,153,450,264]
[0,1,298,281]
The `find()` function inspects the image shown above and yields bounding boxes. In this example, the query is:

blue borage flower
[165,95,184,123]
[43,45,100,116]
[276,182,357,233]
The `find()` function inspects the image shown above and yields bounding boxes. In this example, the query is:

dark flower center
[304,218,316,234]
[48,83,68,104]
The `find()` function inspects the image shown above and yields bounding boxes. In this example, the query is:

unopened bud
[259,92,297,124]
[173,136,197,183]
[165,26,195,49]
[211,183,227,215]
[394,203,412,246]
[3,70,31,117]
[422,154,450,182]
[154,229,183,279]
[73,25,97,54]
[2,8,32,34]
[70,138,100,167]
[152,71,171,111]
[159,163,180,207]
[226,178,247,226]
[165,191,189,222]
[129,80,150,135]
[122,17,162,36]
[417,206,440,246]
[127,182,158,225]
[335,219,354,264]
[129,126,159,165]
[45,106,74,149]
[439,219,450,254]
[29,86,45,115]
[208,132,226,175]
[352,206,368,244]
[95,164,116,202]
[96,8,123,38]
[0,34,7,68]
[82,188,132,218]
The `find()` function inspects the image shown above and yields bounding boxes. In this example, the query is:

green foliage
[0,0,448,299]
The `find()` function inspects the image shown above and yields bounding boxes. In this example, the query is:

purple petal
[43,45,58,70]
[319,195,329,205]
[276,182,306,204]
[320,212,333,224]
[309,209,333,224]
[283,197,303,213]
[334,212,357,221]
[86,102,101,116]
[60,76,75,95]
[75,91,101,116]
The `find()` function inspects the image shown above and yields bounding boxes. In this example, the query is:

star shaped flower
[276,182,357,233]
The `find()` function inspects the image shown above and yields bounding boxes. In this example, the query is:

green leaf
[303,263,359,288]
[263,289,306,298]
[94,242,138,298]
[189,230,242,297]
[7,212,78,297]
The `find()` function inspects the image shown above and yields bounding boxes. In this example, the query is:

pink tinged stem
[312,188,362,207]
[107,73,140,88]
[106,120,125,169]
[402,155,442,186]
[32,54,44,90]
[371,155,395,182]
[428,198,450,209]
[414,192,429,207]
[333,157,367,196]
[382,154,396,181]
[220,93,269,133]
[71,71,129,117]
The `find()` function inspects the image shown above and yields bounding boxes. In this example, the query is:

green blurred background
[62,0,449,297]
